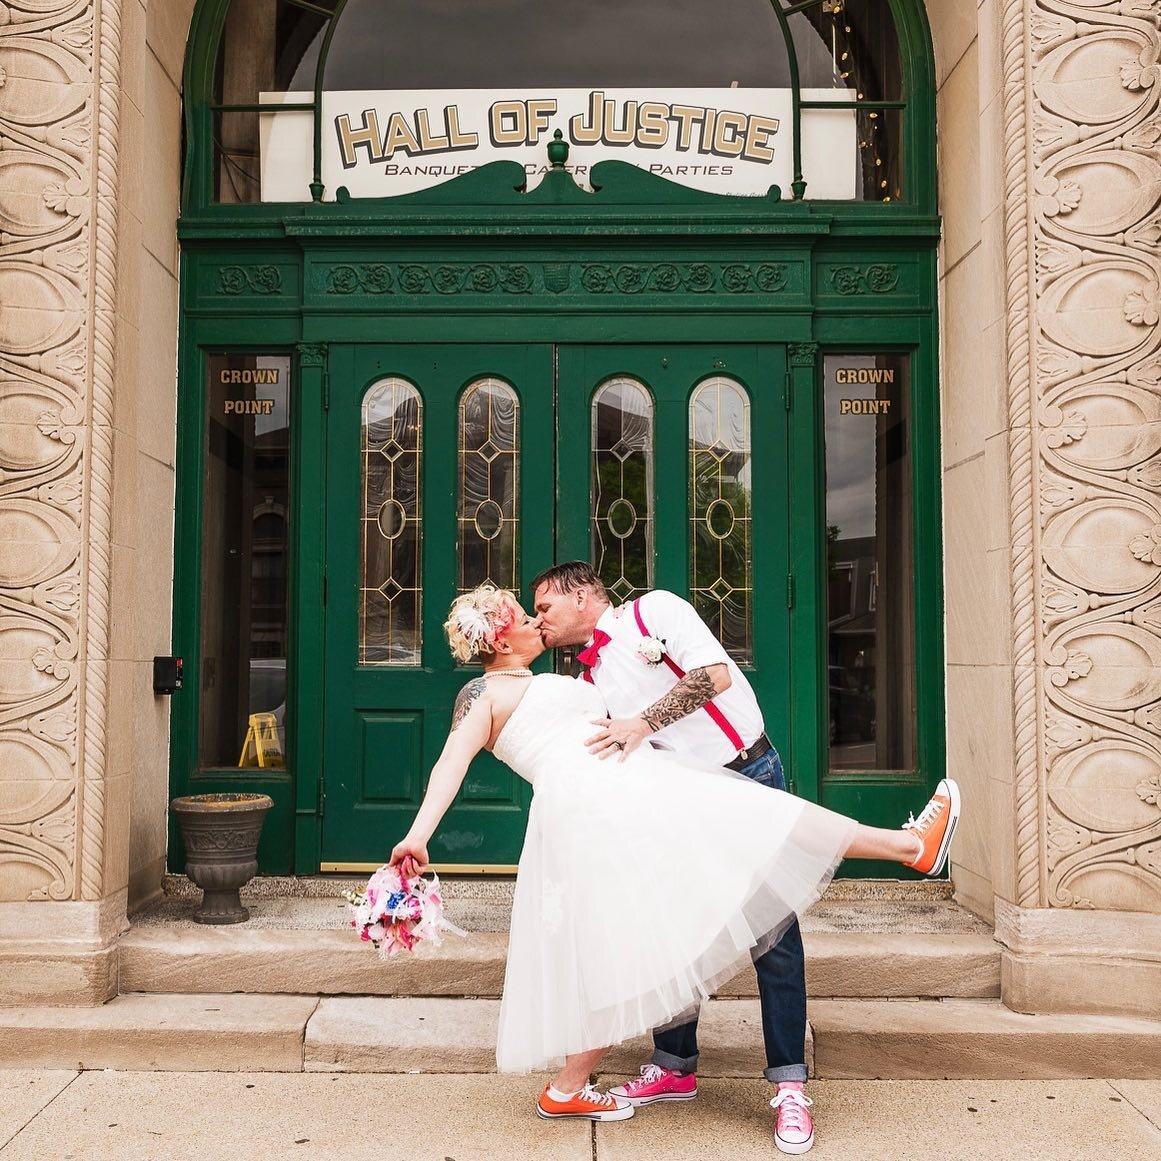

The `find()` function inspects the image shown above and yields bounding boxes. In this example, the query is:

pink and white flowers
[342,861,465,959]
[635,636,668,666]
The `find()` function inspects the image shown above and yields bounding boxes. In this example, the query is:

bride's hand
[585,715,653,761]
[390,840,429,873]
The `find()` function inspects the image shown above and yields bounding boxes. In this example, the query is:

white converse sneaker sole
[775,1127,815,1155]
[616,1089,698,1106]
[536,1102,635,1122]
[926,778,961,876]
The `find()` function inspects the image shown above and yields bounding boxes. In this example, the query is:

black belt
[725,733,774,772]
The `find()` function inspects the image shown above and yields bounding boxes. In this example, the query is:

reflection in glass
[689,378,752,662]
[459,379,519,594]
[361,379,422,665]
[785,0,902,101]
[212,0,909,204]
[199,354,292,769]
[823,353,916,772]
[213,0,330,203]
[592,379,654,603]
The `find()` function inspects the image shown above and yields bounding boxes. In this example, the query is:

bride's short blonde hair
[444,583,519,664]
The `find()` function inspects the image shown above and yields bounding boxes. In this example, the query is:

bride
[389,584,961,1123]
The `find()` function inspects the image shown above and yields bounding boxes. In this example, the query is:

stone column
[996,0,1161,1016]
[0,0,130,1004]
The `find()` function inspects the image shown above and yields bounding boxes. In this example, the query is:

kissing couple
[389,563,960,1155]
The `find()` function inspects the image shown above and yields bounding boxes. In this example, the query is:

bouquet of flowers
[342,858,465,958]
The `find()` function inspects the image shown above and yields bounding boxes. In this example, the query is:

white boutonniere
[636,636,668,666]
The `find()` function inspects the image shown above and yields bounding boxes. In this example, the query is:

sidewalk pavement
[3,1072,1159,1160]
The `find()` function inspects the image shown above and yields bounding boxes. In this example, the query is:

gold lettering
[637,102,670,148]
[416,108,451,152]
[526,99,557,144]
[603,99,637,145]
[713,110,747,158]
[743,115,779,163]
[382,112,421,158]
[668,105,703,151]
[446,106,479,149]
[335,109,383,169]
[489,100,526,146]
[570,90,604,144]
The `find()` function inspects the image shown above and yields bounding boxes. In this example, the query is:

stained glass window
[592,379,654,604]
[689,377,752,661]
[361,378,422,664]
[459,379,519,594]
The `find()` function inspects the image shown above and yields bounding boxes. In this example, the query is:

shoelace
[579,1083,617,1107]
[629,1064,665,1090]
[770,1089,813,1133]
[903,794,945,833]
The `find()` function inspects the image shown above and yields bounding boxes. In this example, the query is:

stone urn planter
[170,793,273,924]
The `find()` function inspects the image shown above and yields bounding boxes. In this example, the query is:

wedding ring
[615,741,624,749]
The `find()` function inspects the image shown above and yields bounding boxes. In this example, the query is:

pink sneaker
[609,1064,698,1105]
[770,1088,814,1154]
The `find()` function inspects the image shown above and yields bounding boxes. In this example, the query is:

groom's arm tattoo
[640,667,717,732]
[451,678,487,732]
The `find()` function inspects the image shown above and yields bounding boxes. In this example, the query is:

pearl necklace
[485,667,533,678]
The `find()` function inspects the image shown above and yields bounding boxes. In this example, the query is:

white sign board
[260,89,856,201]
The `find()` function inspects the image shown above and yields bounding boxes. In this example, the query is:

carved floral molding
[0,0,117,901]
[1006,0,1161,910]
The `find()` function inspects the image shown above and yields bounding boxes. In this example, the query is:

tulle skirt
[495,746,858,1073]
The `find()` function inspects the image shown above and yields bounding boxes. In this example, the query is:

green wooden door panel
[321,344,555,867]
[557,344,792,774]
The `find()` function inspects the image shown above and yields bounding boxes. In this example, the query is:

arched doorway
[171,0,944,874]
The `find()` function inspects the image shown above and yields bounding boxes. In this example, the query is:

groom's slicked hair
[529,561,608,600]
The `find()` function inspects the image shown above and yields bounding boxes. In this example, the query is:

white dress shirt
[586,590,765,766]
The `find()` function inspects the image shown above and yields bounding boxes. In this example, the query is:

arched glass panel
[459,379,519,594]
[783,0,905,201]
[592,379,654,604]
[211,0,334,203]
[204,0,914,205]
[361,378,422,665]
[689,377,752,662]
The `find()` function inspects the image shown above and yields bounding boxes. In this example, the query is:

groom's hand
[585,716,653,761]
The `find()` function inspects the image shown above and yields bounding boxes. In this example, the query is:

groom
[531,562,817,1156]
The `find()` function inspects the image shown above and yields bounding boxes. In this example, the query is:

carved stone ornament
[319,261,791,298]
[1007,0,1161,912]
[0,0,118,903]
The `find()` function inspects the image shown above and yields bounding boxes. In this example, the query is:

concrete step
[305,997,1161,1080]
[0,993,318,1072]
[117,928,1000,1000]
[6,994,1159,1079]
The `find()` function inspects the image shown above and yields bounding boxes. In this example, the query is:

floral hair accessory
[342,860,465,959]
[635,635,668,666]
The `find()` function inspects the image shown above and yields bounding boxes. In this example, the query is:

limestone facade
[0,0,1158,1014]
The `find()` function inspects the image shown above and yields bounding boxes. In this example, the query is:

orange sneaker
[537,1083,635,1122]
[902,778,961,875]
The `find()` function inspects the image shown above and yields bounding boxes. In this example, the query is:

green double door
[321,343,789,869]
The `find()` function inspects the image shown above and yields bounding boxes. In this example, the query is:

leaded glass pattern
[592,379,654,604]
[361,378,422,664]
[458,378,519,593]
[689,377,752,661]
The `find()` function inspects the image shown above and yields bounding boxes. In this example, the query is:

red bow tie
[576,629,612,670]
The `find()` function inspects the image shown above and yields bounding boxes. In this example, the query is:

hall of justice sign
[259,89,856,200]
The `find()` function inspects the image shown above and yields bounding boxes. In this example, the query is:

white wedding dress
[492,674,859,1074]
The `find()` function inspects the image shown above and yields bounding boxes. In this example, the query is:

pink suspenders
[632,599,746,753]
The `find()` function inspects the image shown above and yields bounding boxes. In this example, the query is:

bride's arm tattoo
[640,667,717,732]
[451,678,487,731]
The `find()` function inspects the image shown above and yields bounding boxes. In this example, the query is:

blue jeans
[651,745,810,1084]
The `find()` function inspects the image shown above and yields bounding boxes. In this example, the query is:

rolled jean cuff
[652,1048,699,1074]
[765,1064,809,1083]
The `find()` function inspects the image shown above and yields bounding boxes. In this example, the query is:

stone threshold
[117,927,1002,1000]
[3,994,1159,1080]
[120,885,999,1001]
